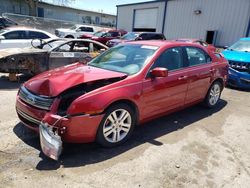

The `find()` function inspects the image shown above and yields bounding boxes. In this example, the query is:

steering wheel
[31,39,53,49]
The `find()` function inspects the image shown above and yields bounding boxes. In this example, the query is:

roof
[125,40,209,51]
[117,0,166,7]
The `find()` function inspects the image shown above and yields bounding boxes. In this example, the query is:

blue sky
[43,0,153,15]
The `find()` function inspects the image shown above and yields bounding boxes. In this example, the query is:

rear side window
[27,31,49,39]
[151,47,184,71]
[106,32,119,37]
[3,31,26,39]
[79,27,94,32]
[185,47,211,66]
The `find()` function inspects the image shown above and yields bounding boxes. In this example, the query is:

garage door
[133,8,158,32]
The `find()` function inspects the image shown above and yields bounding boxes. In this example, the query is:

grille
[17,108,41,128]
[19,86,54,110]
[228,60,250,72]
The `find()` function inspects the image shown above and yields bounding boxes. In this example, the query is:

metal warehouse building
[116,0,250,46]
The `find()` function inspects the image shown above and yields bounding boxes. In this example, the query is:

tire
[204,81,222,108]
[65,35,74,38]
[96,103,136,147]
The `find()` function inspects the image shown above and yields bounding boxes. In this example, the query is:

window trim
[146,46,187,78]
[183,46,212,68]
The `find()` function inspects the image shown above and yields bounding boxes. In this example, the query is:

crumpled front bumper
[39,122,62,160]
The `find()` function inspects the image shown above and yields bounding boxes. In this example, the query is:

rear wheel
[96,104,135,147]
[204,81,222,108]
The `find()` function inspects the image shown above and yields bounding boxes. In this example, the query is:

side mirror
[150,67,168,78]
[76,29,81,32]
[0,36,5,40]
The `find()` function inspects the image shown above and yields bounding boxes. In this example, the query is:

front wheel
[96,104,136,147]
[204,81,222,108]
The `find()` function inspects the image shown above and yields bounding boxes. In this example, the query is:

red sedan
[16,41,228,160]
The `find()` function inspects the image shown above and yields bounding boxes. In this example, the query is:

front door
[49,41,92,70]
[142,47,189,119]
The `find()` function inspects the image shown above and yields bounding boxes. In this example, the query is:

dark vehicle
[0,39,108,75]
[0,16,17,30]
[106,32,166,47]
[80,29,127,45]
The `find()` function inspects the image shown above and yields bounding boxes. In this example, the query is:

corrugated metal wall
[164,0,250,46]
[117,1,165,32]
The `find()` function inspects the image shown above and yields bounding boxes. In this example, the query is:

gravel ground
[0,73,250,188]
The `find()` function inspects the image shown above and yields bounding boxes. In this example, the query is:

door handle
[178,75,188,80]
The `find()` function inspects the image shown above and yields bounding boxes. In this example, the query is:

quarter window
[151,47,184,71]
[185,47,211,66]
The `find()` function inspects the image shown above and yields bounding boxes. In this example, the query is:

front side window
[79,27,94,32]
[185,47,210,66]
[3,31,26,39]
[151,47,184,71]
[89,44,158,75]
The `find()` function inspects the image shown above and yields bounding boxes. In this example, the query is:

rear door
[183,46,213,104]
[142,47,189,119]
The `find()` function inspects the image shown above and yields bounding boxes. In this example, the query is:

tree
[25,0,38,16]
[25,0,75,17]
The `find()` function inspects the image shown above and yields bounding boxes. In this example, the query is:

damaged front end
[39,122,62,161]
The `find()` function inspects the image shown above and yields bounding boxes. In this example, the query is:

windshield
[229,40,250,52]
[0,30,7,35]
[121,32,139,40]
[93,31,106,37]
[88,44,158,75]
[70,25,77,30]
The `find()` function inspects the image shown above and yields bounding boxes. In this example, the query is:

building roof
[39,2,116,17]
[117,0,166,7]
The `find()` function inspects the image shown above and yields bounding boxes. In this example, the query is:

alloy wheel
[103,109,132,143]
[209,83,221,106]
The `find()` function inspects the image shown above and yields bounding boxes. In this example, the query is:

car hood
[0,47,46,58]
[56,28,73,32]
[24,63,127,97]
[222,50,250,62]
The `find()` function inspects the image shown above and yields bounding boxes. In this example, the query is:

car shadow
[13,100,227,170]
[0,74,31,90]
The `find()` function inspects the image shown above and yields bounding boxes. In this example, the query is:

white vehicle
[0,27,57,49]
[55,24,96,38]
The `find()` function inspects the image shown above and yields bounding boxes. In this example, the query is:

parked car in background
[0,39,108,75]
[0,27,57,49]
[55,24,96,38]
[106,32,166,47]
[175,38,216,52]
[80,29,127,44]
[222,38,250,89]
[15,40,228,160]
[0,16,18,30]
